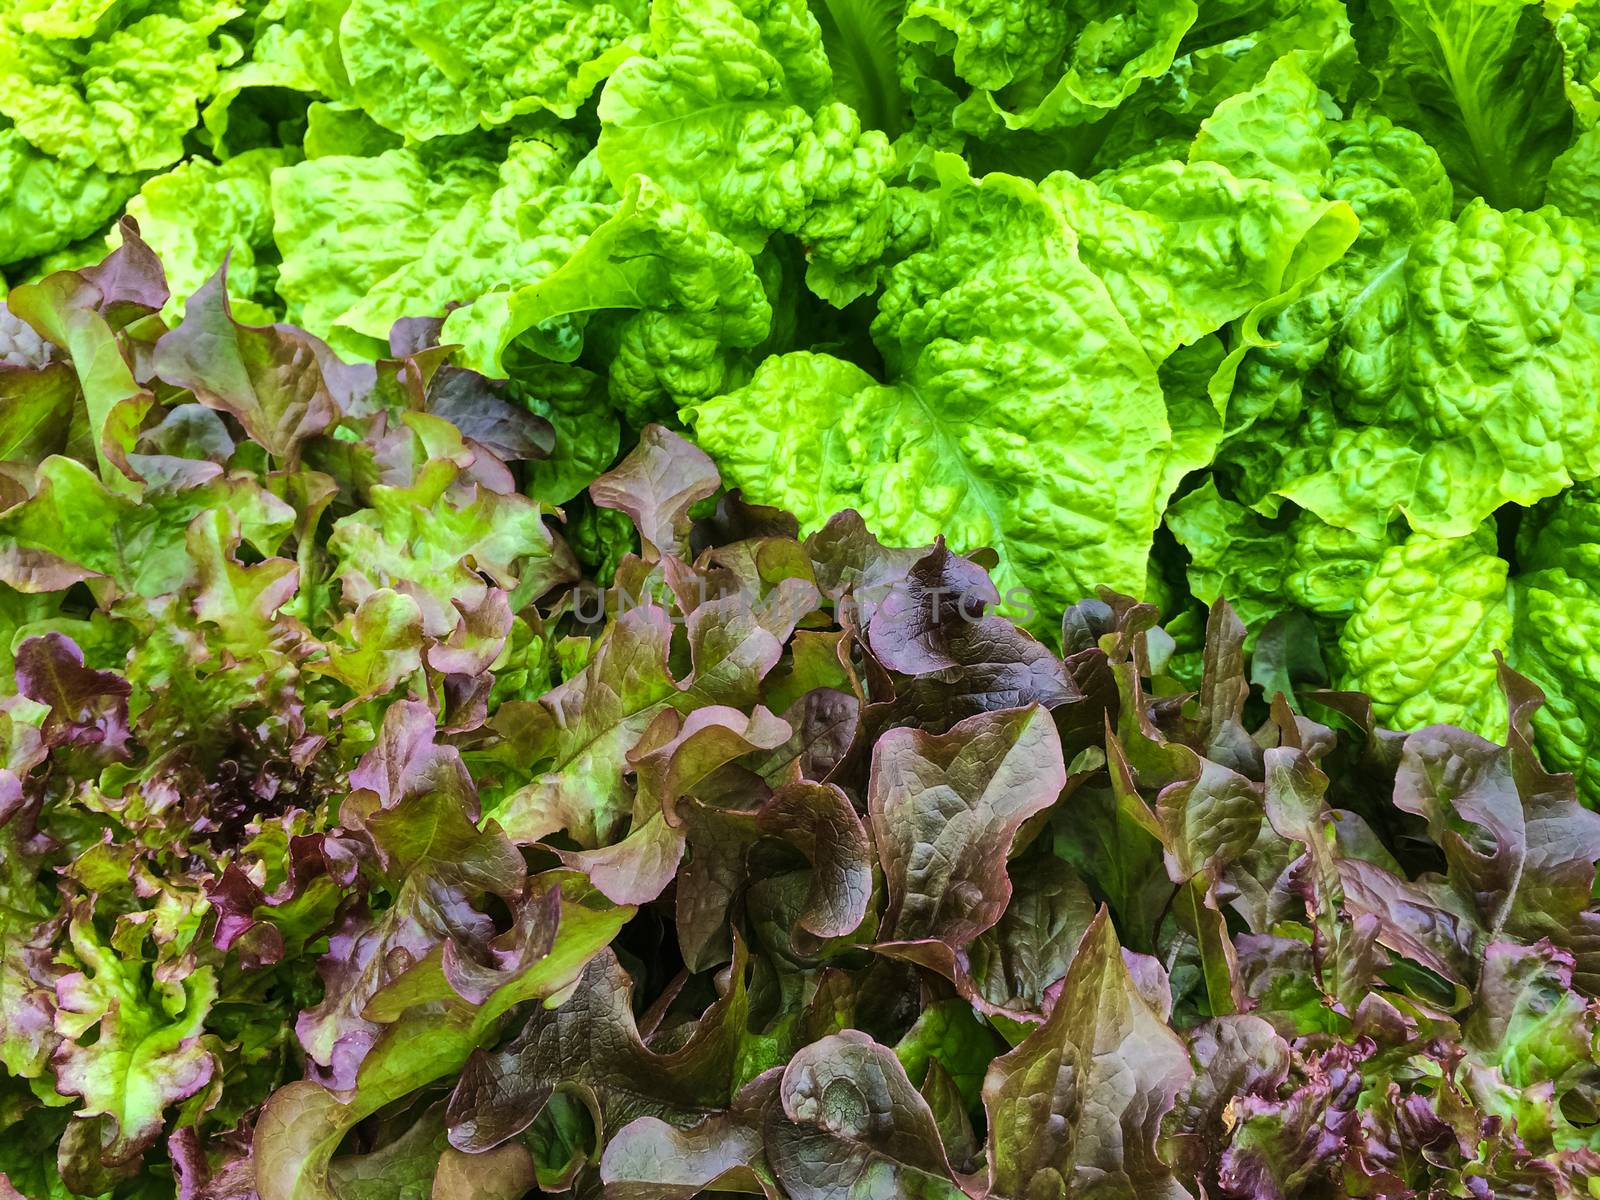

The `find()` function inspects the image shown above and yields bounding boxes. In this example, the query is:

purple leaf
[589,424,719,561]
[982,909,1194,1199]
[153,265,347,466]
[871,705,1066,973]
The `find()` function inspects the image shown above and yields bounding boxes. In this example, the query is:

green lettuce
[0,127,139,268]
[270,142,502,354]
[446,174,772,426]
[0,0,243,176]
[689,147,1352,618]
[340,0,648,139]
[597,0,897,302]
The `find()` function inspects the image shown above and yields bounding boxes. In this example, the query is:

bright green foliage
[341,0,648,139]
[688,147,1351,615]
[0,129,138,266]
[0,0,242,176]
[270,144,502,354]
[446,174,772,425]
[17,0,1600,794]
[1339,528,1514,737]
[1354,0,1571,210]
[902,0,1199,134]
[336,141,611,344]
[598,0,896,302]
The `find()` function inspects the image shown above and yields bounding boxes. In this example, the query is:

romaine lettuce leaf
[337,141,611,343]
[200,0,355,151]
[688,150,1353,616]
[1279,201,1600,538]
[0,0,242,175]
[597,0,896,303]
[1206,56,1600,550]
[1339,526,1512,737]
[340,0,648,139]
[1354,0,1572,210]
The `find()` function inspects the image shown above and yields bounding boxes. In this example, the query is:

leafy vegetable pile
[11,0,1600,1197]
[4,231,1600,1198]
[12,0,1600,800]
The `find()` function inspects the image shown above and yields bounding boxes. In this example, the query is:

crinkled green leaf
[1339,527,1511,737]
[690,150,1351,616]
[904,0,1199,134]
[201,0,354,150]
[0,1,242,175]
[446,174,770,426]
[596,0,896,302]
[1277,203,1600,539]
[0,127,138,268]
[1354,0,1572,209]
[270,144,501,353]
[336,140,611,343]
[342,0,647,139]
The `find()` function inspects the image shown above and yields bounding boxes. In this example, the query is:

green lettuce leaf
[511,364,621,505]
[270,142,501,354]
[1277,201,1600,538]
[0,0,242,175]
[52,917,219,1164]
[1167,478,1399,642]
[1339,526,1511,737]
[596,0,895,303]
[339,141,612,343]
[1547,123,1600,221]
[114,148,297,318]
[902,0,1199,134]
[1511,484,1600,800]
[445,174,771,427]
[689,150,1353,617]
[301,101,400,158]
[201,0,354,151]
[1354,0,1572,209]
[1205,57,1600,549]
[1553,0,1600,125]
[341,0,648,139]
[0,127,138,268]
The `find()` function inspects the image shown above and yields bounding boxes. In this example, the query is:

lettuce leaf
[689,149,1353,616]
[0,127,138,268]
[1354,0,1572,209]
[0,0,242,175]
[341,0,648,139]
[114,148,297,319]
[270,142,502,354]
[596,0,896,302]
